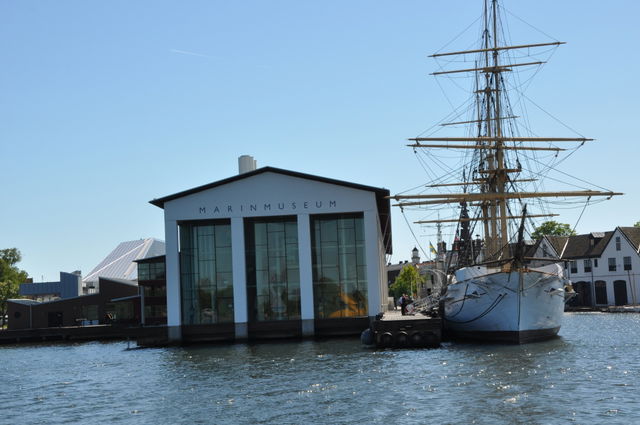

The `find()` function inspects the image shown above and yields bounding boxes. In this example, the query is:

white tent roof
[82,238,165,284]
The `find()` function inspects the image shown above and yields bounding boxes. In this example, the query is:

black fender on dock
[360,328,374,346]
[409,331,425,347]
[423,331,439,348]
[395,331,409,347]
[379,332,394,347]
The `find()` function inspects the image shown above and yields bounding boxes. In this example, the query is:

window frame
[178,219,234,325]
[244,216,301,323]
[623,256,632,271]
[311,213,368,319]
[570,260,578,274]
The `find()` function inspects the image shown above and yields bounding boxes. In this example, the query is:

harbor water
[1,312,639,424]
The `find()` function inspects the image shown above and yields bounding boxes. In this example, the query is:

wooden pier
[370,310,442,348]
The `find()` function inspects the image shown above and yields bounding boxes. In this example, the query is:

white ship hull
[443,263,567,343]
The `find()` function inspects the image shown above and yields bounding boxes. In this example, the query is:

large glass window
[179,221,233,325]
[608,258,617,272]
[623,256,632,271]
[245,217,300,322]
[583,259,592,273]
[311,213,367,319]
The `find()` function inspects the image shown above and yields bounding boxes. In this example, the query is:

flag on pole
[429,242,437,255]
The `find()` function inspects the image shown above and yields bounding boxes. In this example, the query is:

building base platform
[0,325,167,345]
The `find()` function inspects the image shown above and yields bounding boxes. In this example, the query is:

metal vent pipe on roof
[238,155,257,174]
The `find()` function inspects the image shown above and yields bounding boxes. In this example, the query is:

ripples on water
[1,313,639,425]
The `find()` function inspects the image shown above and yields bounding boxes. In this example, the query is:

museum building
[150,157,392,343]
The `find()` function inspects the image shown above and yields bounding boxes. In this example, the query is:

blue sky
[2,0,638,281]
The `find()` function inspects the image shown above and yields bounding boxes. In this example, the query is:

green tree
[634,221,640,228]
[531,221,576,240]
[0,248,29,328]
[389,264,423,300]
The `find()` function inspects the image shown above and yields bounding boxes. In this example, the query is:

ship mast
[485,0,500,258]
[392,0,622,267]
[491,0,510,259]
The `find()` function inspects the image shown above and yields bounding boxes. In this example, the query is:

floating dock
[368,309,441,348]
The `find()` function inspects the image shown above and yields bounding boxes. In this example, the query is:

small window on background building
[609,258,617,272]
[82,305,99,321]
[138,263,150,281]
[616,236,621,251]
[584,259,592,273]
[570,261,578,274]
[624,256,632,271]
[594,259,598,268]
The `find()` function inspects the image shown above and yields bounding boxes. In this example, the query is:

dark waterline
[2,312,638,425]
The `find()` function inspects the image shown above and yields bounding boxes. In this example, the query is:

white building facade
[151,166,391,342]
[561,228,640,307]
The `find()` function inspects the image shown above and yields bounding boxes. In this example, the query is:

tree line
[0,248,28,328]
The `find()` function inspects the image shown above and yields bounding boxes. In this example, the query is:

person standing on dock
[400,294,407,315]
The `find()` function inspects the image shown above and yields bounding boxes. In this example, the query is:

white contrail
[170,49,212,59]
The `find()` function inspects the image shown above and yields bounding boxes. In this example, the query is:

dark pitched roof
[545,235,569,257]
[523,241,539,258]
[149,166,392,255]
[619,227,640,251]
[561,231,614,259]
[506,240,546,259]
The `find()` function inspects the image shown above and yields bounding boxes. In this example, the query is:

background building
[136,255,167,325]
[18,271,83,302]
[560,227,640,307]
[82,238,165,293]
[9,238,166,330]
[8,278,139,330]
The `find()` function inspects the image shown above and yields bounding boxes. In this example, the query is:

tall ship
[391,0,621,343]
